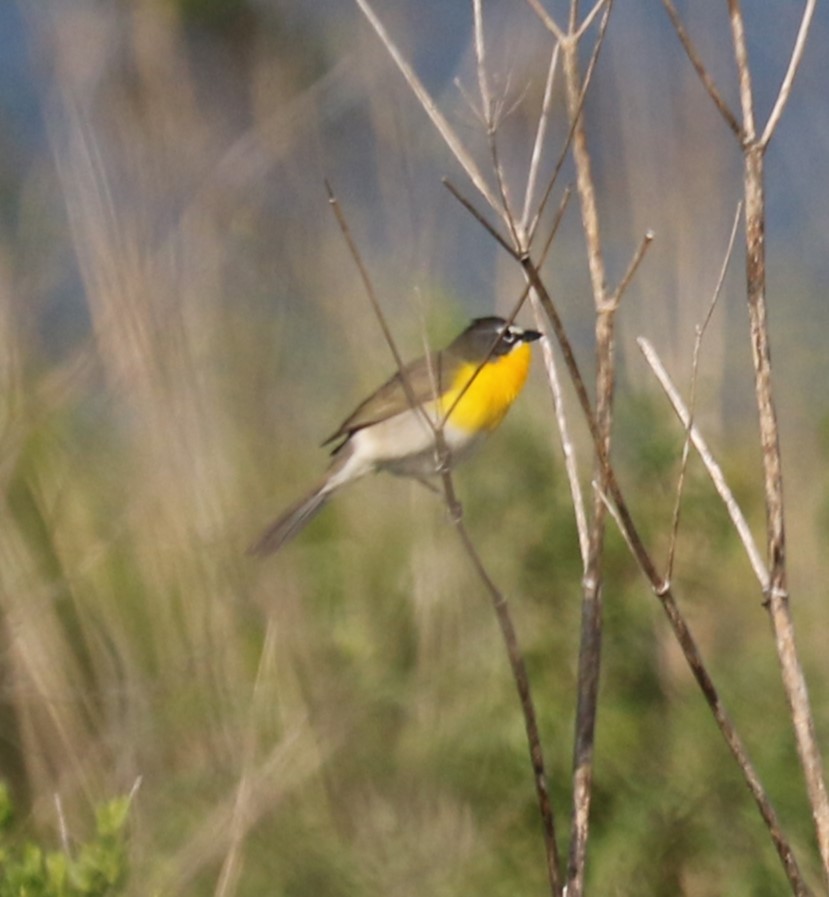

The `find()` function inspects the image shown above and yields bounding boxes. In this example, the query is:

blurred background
[1,1,828,894]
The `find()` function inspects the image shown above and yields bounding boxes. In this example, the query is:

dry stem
[664,203,742,582]
[520,256,813,897]
[560,7,614,889]
[638,337,768,588]
[327,180,563,897]
[660,0,742,137]
[436,444,562,897]
[663,0,829,884]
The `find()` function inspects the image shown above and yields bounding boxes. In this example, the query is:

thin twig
[353,0,501,210]
[325,182,430,430]
[562,22,608,309]
[609,230,654,308]
[539,185,574,267]
[530,297,589,567]
[442,178,519,259]
[593,481,811,897]
[574,0,610,41]
[727,0,757,140]
[520,42,560,236]
[664,203,741,582]
[665,0,829,886]
[760,0,816,148]
[354,0,498,209]
[523,0,567,43]
[330,174,562,896]
[528,1,612,247]
[517,255,813,897]
[54,791,71,856]
[439,457,563,897]
[527,187,590,563]
[526,0,611,45]
[638,337,768,589]
[559,3,619,886]
[730,0,829,880]
[660,0,743,139]
[472,0,492,136]
[472,0,520,246]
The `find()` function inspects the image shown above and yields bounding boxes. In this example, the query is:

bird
[248,315,542,556]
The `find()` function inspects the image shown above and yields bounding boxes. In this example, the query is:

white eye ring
[500,326,518,344]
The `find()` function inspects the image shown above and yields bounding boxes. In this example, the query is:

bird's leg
[434,443,453,476]
[431,432,463,522]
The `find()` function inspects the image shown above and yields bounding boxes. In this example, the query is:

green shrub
[0,783,131,897]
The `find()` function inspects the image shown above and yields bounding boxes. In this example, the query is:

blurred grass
[0,2,827,896]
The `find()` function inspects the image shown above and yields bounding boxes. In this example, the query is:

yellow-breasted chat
[249,316,542,556]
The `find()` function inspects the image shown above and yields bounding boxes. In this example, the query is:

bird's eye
[500,327,518,344]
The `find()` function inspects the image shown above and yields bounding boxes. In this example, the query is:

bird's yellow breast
[438,342,533,433]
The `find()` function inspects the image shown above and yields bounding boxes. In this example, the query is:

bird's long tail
[247,479,333,557]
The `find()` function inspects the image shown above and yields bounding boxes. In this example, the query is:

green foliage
[0,784,131,897]
[5,362,822,896]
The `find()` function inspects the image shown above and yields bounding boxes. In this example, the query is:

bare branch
[326,182,434,433]
[473,0,520,245]
[520,42,560,236]
[574,0,612,41]
[608,230,655,308]
[561,11,612,309]
[352,0,501,210]
[746,147,829,880]
[574,0,610,41]
[533,300,589,567]
[518,258,812,897]
[732,8,829,865]
[761,0,817,148]
[637,337,768,589]
[453,76,485,126]
[527,0,608,42]
[727,0,757,141]
[664,203,742,583]
[559,6,620,886]
[729,0,829,869]
[329,177,563,895]
[528,186,589,565]
[472,0,493,128]
[523,0,567,43]
[594,481,812,897]
[528,2,611,246]
[440,461,563,897]
[660,0,743,139]
[591,484,637,567]
[518,260,595,431]
[539,184,574,266]
[442,178,519,258]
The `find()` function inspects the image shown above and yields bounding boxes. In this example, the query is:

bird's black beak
[522,329,542,343]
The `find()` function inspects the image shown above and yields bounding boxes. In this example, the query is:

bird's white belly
[337,407,483,482]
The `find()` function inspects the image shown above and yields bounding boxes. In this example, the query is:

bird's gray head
[452,316,542,360]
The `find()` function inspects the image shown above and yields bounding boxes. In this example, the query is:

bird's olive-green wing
[322,349,463,447]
